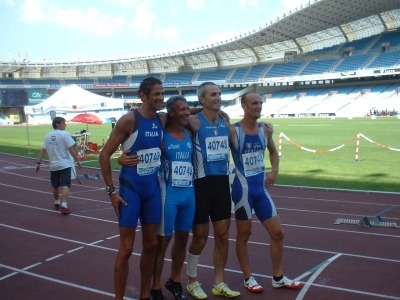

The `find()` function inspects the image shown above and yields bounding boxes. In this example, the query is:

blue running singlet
[192,112,230,179]
[118,110,163,227]
[158,128,195,236]
[231,122,277,222]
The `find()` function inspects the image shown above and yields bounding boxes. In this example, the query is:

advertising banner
[28,88,46,105]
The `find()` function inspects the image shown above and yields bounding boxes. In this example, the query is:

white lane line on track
[278,207,400,222]
[106,234,120,240]
[0,263,135,299]
[295,253,342,300]
[45,254,64,261]
[23,262,42,270]
[0,199,115,221]
[273,194,400,206]
[3,197,398,263]
[295,252,400,300]
[0,272,19,281]
[67,246,85,253]
[2,222,400,299]
[0,176,106,192]
[3,198,399,240]
[1,199,399,263]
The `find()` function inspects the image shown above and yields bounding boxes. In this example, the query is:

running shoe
[272,275,304,289]
[150,288,166,300]
[54,204,60,210]
[60,207,70,215]
[165,279,187,300]
[186,282,207,299]
[211,283,240,298]
[244,276,263,293]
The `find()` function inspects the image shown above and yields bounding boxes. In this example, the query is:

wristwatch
[106,186,116,195]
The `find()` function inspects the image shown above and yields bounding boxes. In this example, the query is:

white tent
[24,85,123,115]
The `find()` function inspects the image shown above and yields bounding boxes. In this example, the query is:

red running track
[0,153,399,300]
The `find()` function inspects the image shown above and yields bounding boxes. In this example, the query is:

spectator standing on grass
[230,92,304,293]
[35,117,82,215]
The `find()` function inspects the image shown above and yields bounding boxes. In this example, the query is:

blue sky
[0,0,306,61]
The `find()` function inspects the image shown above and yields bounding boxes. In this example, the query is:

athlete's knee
[118,245,133,261]
[143,236,158,252]
[237,229,252,243]
[270,228,284,241]
[174,232,189,249]
[189,233,208,254]
[213,219,230,242]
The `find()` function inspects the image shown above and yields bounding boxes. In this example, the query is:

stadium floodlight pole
[25,108,34,155]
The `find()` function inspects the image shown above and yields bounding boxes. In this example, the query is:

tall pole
[26,115,34,154]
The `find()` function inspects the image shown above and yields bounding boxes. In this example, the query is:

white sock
[214,282,225,288]
[54,200,60,205]
[61,202,68,208]
[187,252,200,278]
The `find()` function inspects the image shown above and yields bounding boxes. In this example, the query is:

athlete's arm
[186,114,201,133]
[228,124,236,148]
[264,123,279,189]
[99,114,134,216]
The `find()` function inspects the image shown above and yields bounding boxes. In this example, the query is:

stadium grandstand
[1,0,400,124]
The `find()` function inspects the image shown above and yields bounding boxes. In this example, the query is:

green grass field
[1,116,399,193]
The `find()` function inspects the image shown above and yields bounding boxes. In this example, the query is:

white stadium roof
[1,0,400,77]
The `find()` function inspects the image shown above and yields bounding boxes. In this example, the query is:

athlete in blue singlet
[151,95,195,300]
[118,109,163,226]
[159,126,194,237]
[192,112,230,179]
[99,77,169,300]
[229,92,303,294]
[231,122,277,222]
[186,82,240,299]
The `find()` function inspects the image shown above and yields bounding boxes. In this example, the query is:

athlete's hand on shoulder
[263,122,274,134]
[117,150,140,166]
[218,110,230,123]
[110,193,127,217]
[128,106,140,112]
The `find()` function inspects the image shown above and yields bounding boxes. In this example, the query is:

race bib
[242,151,265,177]
[205,136,229,162]
[171,161,193,187]
[137,148,161,176]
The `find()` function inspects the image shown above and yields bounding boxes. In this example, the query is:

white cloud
[18,0,125,37]
[107,0,140,8]
[162,26,179,41]
[0,0,15,5]
[187,0,204,11]
[169,7,178,17]
[239,0,258,9]
[20,0,45,21]
[129,3,157,35]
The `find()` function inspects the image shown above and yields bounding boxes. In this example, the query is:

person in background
[229,92,304,294]
[36,116,82,215]
[111,117,117,130]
